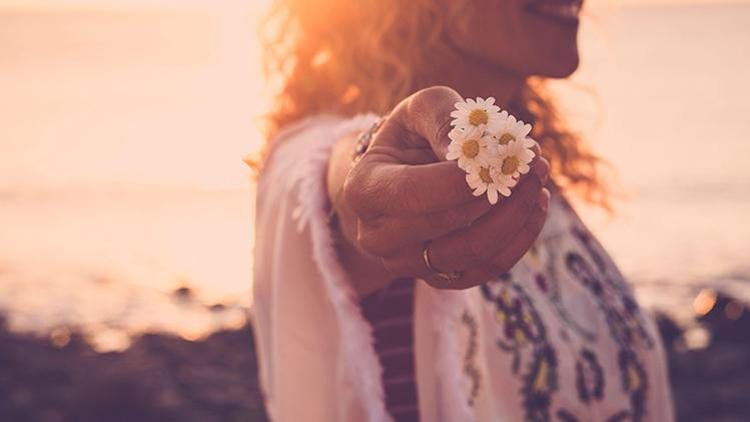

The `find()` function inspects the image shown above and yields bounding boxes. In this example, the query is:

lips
[523,0,583,25]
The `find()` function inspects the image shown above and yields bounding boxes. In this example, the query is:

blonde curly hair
[259,0,611,209]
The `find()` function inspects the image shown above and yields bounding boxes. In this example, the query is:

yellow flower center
[498,133,515,145]
[461,139,480,158]
[468,109,489,126]
[479,166,494,184]
[501,156,519,175]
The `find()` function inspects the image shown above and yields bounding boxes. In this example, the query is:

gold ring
[422,243,462,283]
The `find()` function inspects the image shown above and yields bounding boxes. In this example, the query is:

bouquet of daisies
[446,97,537,205]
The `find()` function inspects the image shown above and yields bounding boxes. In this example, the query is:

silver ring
[423,243,462,283]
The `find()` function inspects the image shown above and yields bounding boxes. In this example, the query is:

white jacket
[252,114,674,422]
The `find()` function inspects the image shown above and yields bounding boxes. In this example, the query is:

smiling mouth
[524,0,583,25]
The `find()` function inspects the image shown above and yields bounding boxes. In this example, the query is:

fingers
[358,153,549,278]
[345,158,477,217]
[350,153,549,254]
[359,85,461,161]
[347,137,548,220]
[377,181,549,289]
[420,187,550,290]
[426,173,543,271]
[397,86,464,160]
[423,155,549,269]
[343,86,474,217]
[357,196,492,256]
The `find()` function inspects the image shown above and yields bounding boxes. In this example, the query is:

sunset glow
[1,0,749,345]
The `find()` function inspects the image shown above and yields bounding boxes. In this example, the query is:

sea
[1,1,749,350]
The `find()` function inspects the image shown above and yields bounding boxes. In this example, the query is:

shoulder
[260,113,380,180]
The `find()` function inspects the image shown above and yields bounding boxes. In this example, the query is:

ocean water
[1,2,749,348]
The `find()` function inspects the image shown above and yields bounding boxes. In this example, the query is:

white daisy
[466,164,518,205]
[450,97,503,133]
[445,126,494,171]
[494,136,536,179]
[490,112,533,154]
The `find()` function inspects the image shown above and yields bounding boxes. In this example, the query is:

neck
[417,39,525,107]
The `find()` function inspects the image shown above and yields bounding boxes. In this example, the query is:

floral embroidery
[618,350,648,422]
[461,311,482,407]
[533,271,597,343]
[521,345,558,422]
[575,348,604,403]
[569,226,654,349]
[481,278,558,422]
[563,228,653,422]
[564,252,653,349]
[477,198,659,421]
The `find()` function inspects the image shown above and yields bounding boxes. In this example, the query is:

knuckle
[343,166,381,218]
[356,226,380,256]
[358,235,383,257]
[413,85,459,105]
[356,218,389,256]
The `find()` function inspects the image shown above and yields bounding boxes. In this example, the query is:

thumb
[391,85,464,161]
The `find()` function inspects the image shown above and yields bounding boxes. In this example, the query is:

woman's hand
[331,86,550,293]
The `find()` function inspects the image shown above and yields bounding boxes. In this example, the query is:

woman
[251,0,674,421]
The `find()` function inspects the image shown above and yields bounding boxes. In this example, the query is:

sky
[1,0,748,11]
[1,0,749,192]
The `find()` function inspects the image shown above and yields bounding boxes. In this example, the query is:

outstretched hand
[336,86,550,290]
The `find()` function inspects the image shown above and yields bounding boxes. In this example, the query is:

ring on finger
[422,242,462,283]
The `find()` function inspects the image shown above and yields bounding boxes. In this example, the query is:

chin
[518,44,580,78]
[539,53,580,78]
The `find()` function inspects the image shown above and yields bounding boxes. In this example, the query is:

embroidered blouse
[251,114,675,422]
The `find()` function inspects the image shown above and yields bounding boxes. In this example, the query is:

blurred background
[1,0,749,420]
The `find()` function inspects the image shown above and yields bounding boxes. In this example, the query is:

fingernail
[535,161,549,185]
[537,188,550,212]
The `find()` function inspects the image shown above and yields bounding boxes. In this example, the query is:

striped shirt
[360,278,420,422]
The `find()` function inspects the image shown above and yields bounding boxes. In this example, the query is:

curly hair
[259,0,611,209]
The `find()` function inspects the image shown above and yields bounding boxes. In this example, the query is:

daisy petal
[487,188,498,205]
